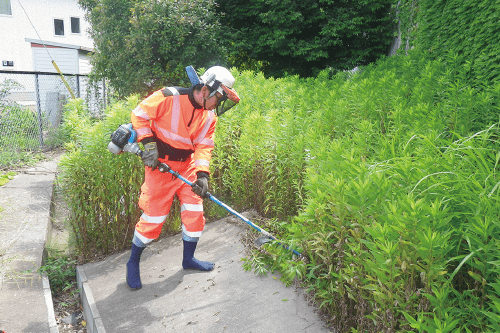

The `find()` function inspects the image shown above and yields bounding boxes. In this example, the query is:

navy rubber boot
[182,240,214,271]
[126,244,145,290]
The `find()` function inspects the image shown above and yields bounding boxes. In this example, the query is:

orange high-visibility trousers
[133,158,205,246]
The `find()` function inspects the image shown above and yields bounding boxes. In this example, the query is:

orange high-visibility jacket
[131,87,217,174]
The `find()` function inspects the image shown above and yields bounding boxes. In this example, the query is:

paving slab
[78,214,331,333]
[0,158,60,333]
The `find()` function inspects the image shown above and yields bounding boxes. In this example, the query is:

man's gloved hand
[192,172,209,198]
[141,141,159,170]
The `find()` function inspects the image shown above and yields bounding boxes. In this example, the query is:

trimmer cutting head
[254,235,273,247]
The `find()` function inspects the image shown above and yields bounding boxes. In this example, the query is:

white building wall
[33,47,79,73]
[78,52,91,75]
[0,0,93,73]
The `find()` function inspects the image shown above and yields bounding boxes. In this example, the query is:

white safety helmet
[200,66,236,98]
[198,66,240,116]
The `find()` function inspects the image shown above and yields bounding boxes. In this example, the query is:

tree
[79,0,225,97]
[217,0,395,77]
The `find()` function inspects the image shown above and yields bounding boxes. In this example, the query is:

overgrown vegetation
[0,78,65,170]
[57,98,142,259]
[0,79,42,169]
[416,0,500,86]
[52,1,500,331]
[60,48,500,330]
[38,251,86,330]
[220,52,499,332]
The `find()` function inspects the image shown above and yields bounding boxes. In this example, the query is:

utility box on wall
[2,60,14,67]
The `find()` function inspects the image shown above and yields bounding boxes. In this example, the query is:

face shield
[215,84,240,116]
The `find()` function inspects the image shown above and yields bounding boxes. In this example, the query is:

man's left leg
[182,235,214,271]
[178,181,214,271]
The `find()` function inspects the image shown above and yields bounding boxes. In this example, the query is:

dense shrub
[59,46,499,330]
[58,98,146,258]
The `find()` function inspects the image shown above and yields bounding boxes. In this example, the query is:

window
[71,17,80,34]
[0,0,12,15]
[54,19,64,36]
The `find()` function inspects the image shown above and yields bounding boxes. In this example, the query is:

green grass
[0,171,16,186]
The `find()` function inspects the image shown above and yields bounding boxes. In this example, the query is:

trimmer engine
[108,123,142,156]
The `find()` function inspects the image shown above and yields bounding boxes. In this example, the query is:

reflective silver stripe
[171,91,180,134]
[134,229,155,245]
[180,203,203,213]
[182,225,203,238]
[136,127,152,137]
[153,122,193,145]
[194,111,214,144]
[132,105,150,120]
[198,138,214,146]
[141,213,168,224]
[195,159,210,167]
[166,87,179,96]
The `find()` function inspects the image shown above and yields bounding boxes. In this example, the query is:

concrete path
[0,158,59,333]
[77,214,331,333]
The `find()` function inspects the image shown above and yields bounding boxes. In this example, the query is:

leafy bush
[217,0,395,77]
[58,98,144,258]
[79,0,225,97]
[416,0,500,86]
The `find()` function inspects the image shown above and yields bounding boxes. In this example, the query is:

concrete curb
[45,175,59,333]
[43,273,59,333]
[77,265,106,333]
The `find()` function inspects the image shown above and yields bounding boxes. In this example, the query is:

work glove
[141,141,159,170]
[192,172,209,198]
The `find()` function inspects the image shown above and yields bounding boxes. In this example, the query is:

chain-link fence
[0,70,109,167]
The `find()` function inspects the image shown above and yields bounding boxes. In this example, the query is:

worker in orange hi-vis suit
[126,66,240,290]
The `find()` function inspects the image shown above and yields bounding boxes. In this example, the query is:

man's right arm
[131,90,166,142]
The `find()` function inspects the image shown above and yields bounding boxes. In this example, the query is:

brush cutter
[108,124,301,256]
